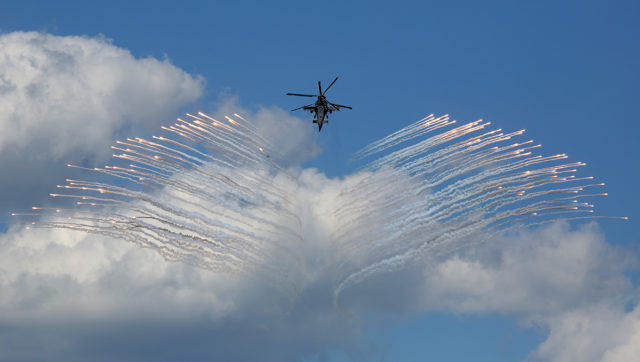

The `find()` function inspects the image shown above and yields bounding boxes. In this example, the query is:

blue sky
[0,1,638,361]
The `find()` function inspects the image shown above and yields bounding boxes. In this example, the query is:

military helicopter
[286,77,352,132]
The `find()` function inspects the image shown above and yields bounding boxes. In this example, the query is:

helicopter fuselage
[313,96,330,131]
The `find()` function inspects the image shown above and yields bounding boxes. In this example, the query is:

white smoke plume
[20,112,624,298]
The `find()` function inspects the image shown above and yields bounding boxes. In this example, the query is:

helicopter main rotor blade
[330,102,352,109]
[286,93,316,97]
[323,77,339,95]
[318,81,322,95]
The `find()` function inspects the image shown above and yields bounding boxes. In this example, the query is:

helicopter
[286,77,352,132]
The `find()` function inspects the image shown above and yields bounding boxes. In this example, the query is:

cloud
[0,224,373,362]
[0,31,204,215]
[0,31,204,158]
[416,223,639,362]
[601,306,640,362]
[419,223,634,316]
[2,174,638,361]
[0,227,236,323]
[536,304,640,362]
[337,222,638,362]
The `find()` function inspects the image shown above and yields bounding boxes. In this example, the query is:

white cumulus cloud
[419,223,634,316]
[0,31,204,158]
[0,31,204,214]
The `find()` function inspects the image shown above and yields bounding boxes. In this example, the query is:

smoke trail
[14,112,625,301]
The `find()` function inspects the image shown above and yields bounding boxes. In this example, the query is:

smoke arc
[15,112,623,301]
